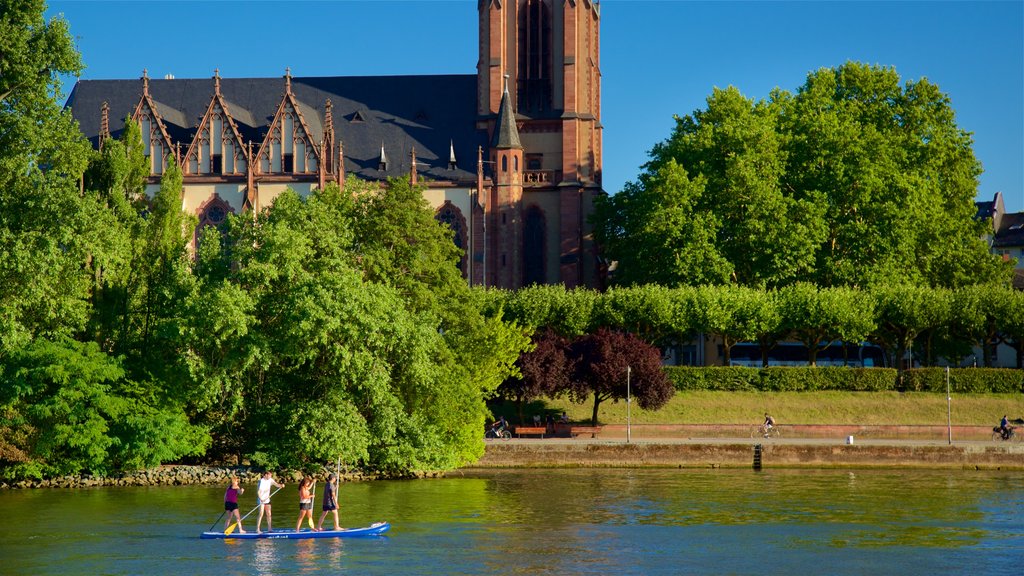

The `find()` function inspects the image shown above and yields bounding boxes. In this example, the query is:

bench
[569,426,603,438]
[514,426,547,438]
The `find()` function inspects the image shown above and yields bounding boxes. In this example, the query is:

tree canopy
[594,62,1010,290]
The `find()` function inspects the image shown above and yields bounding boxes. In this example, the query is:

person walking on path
[255,471,285,534]
[317,473,342,531]
[223,476,245,533]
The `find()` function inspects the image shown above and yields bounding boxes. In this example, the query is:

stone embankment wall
[472,442,1024,470]
[0,465,442,490]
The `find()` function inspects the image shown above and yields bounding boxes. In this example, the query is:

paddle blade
[224,522,238,535]
[308,515,314,530]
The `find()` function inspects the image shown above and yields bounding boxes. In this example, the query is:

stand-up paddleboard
[200,521,390,539]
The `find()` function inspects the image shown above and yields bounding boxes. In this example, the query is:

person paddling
[255,471,285,534]
[296,477,316,532]
[317,473,342,531]
[223,476,245,533]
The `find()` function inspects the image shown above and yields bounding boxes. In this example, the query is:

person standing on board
[255,471,285,534]
[317,473,342,531]
[296,477,315,531]
[223,475,245,533]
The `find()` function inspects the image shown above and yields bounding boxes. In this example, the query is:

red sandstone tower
[479,0,603,289]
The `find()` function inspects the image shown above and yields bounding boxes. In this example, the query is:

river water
[1,468,1021,575]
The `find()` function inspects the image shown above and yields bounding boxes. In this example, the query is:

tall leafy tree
[595,62,1009,290]
[0,1,99,348]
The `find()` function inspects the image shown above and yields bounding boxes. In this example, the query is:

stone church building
[66,0,604,289]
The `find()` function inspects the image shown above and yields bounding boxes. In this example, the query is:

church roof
[66,74,488,182]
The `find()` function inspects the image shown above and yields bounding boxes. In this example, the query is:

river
[1,468,1021,575]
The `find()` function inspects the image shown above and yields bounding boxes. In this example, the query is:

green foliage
[664,366,762,392]
[901,368,1023,394]
[596,62,1009,289]
[665,366,899,392]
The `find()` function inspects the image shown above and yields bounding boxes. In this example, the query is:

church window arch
[194,193,234,246]
[435,201,468,277]
[522,205,546,286]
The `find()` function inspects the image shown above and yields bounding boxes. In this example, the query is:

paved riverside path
[476,427,1024,469]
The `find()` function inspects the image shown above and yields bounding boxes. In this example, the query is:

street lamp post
[946,366,952,445]
[626,365,631,444]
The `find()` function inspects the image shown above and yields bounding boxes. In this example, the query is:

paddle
[307,479,316,530]
[208,510,227,532]
[226,485,283,535]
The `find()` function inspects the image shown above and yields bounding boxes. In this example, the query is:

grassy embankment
[495,391,1024,427]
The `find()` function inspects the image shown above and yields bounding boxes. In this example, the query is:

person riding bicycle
[490,415,508,437]
[764,413,775,431]
[999,415,1012,440]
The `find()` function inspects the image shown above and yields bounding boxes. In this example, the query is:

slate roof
[65,74,489,183]
[993,212,1024,248]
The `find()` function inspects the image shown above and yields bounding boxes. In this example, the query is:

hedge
[901,368,1024,394]
[664,366,1021,393]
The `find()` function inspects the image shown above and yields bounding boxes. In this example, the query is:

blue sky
[48,0,1023,213]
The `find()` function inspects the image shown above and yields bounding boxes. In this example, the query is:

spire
[142,69,149,95]
[284,67,292,93]
[213,68,221,94]
[337,139,346,185]
[99,102,110,149]
[324,99,334,138]
[449,140,458,170]
[410,147,418,184]
[378,142,388,171]
[491,74,521,150]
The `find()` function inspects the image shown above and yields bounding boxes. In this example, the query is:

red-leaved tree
[567,328,673,426]
[498,329,573,423]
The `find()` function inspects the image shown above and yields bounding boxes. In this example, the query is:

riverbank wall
[471,441,1024,470]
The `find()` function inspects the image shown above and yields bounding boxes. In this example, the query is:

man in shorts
[255,471,285,534]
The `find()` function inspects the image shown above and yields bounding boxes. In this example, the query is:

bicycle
[751,424,781,439]
[485,426,512,440]
[991,426,1018,442]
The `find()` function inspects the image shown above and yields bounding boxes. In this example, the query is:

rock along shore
[0,465,444,490]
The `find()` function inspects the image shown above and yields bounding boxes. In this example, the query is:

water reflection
[0,469,1021,575]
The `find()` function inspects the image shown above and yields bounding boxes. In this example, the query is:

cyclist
[489,415,508,438]
[999,415,1012,440]
[763,413,776,437]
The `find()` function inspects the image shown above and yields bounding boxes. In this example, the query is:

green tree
[596,62,1009,289]
[777,284,875,366]
[0,1,100,349]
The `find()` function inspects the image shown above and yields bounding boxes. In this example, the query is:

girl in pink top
[223,476,245,533]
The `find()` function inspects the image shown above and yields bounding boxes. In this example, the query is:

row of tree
[485,283,1024,370]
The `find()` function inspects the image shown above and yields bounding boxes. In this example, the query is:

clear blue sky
[49,0,1023,213]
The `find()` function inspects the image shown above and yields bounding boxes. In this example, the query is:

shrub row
[665,366,1023,393]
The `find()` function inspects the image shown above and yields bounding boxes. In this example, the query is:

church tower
[479,0,603,289]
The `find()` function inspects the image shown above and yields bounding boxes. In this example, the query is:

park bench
[514,426,547,438]
[569,426,602,438]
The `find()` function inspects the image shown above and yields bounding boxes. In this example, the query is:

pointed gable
[183,70,251,176]
[131,70,178,175]
[256,69,322,175]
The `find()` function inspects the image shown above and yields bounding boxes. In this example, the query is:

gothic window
[283,153,294,173]
[212,154,223,175]
[518,0,553,113]
[436,201,468,276]
[523,205,546,286]
[195,194,233,241]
